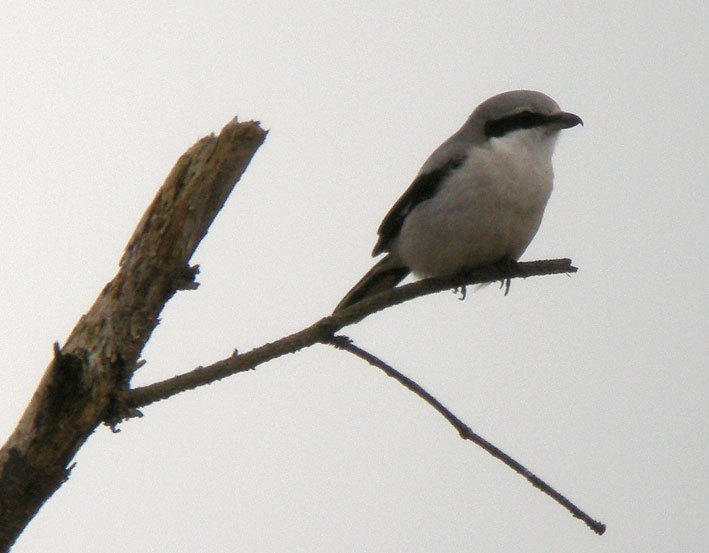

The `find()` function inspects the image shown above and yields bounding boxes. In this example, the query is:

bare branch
[117,259,601,534]
[121,259,576,412]
[0,119,267,550]
[327,334,606,535]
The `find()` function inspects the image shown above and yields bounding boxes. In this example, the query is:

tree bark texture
[0,119,267,550]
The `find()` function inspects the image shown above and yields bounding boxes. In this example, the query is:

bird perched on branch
[334,90,582,312]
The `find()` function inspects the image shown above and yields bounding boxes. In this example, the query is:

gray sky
[1,2,707,551]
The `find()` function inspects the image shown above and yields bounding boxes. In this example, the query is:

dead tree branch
[0,119,267,551]
[327,334,606,535]
[120,259,577,412]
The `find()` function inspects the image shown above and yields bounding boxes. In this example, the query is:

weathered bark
[0,119,267,550]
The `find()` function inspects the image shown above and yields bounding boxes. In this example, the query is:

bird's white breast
[394,129,557,277]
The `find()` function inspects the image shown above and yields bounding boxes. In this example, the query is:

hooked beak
[548,111,584,129]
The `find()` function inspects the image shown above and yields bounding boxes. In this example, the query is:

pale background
[1,2,707,552]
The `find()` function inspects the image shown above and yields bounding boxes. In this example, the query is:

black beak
[548,111,583,129]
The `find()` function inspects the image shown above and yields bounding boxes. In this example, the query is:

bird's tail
[333,255,410,313]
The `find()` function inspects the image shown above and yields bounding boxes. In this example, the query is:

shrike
[334,90,582,312]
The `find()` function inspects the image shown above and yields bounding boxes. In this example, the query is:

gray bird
[334,90,582,312]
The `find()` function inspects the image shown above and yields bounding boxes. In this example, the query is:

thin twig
[121,259,577,413]
[327,334,606,536]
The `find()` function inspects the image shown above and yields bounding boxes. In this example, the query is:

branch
[327,334,606,535]
[121,259,576,411]
[0,119,267,551]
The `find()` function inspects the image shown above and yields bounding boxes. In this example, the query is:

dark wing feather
[372,157,465,256]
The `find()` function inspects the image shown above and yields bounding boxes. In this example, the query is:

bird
[334,90,582,312]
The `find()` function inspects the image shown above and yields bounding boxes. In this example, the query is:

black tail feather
[334,255,410,312]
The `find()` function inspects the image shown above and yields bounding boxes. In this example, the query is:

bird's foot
[492,258,522,296]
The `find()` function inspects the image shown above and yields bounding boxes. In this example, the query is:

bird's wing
[372,157,465,256]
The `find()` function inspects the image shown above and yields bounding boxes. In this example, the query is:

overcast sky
[1,2,707,552]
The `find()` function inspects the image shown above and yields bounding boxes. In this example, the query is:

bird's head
[474,90,583,141]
